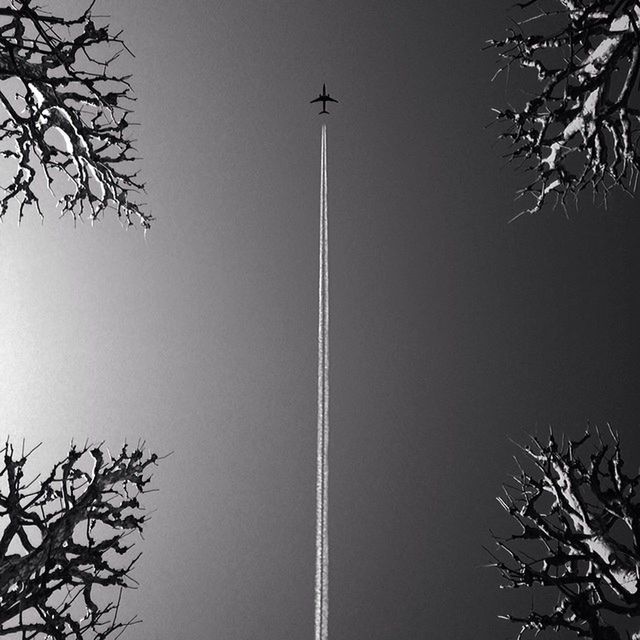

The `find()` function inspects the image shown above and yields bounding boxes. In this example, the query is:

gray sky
[2,1,640,638]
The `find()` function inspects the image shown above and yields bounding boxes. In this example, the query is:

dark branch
[492,429,640,639]
[490,1,640,218]
[0,439,163,639]
[0,1,151,227]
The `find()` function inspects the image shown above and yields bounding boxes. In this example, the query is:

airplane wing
[310,96,323,103]
[326,96,339,103]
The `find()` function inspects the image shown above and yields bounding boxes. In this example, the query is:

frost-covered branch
[0,0,151,227]
[491,430,640,640]
[0,440,161,639]
[489,0,640,218]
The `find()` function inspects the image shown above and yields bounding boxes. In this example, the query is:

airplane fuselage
[311,84,338,115]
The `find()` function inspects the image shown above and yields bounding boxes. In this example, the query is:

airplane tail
[320,108,329,115]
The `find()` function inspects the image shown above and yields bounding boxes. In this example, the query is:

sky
[1,1,640,639]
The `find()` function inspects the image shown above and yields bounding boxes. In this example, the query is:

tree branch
[0,1,151,227]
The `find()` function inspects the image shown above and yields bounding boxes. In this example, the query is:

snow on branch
[489,0,640,219]
[0,0,151,227]
[0,439,163,639]
[490,429,640,640]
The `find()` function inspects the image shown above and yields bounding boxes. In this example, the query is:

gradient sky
[2,1,640,638]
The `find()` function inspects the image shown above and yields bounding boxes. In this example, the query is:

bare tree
[490,430,640,640]
[0,440,160,640]
[0,4,158,635]
[489,1,640,219]
[0,0,151,227]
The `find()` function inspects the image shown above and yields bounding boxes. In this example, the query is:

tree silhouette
[0,4,158,637]
[0,0,150,227]
[491,430,640,640]
[0,440,160,640]
[489,1,640,219]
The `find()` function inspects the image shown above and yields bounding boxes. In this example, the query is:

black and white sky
[2,1,640,638]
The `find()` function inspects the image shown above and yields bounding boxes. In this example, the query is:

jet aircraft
[310,84,338,114]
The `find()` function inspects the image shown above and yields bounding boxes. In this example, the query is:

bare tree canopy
[0,440,160,640]
[0,0,151,227]
[489,1,640,219]
[490,430,640,640]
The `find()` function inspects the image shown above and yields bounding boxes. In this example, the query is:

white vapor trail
[315,123,329,640]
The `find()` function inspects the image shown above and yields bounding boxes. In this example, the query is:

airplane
[310,84,338,114]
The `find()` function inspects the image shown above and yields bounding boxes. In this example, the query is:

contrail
[315,123,329,640]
